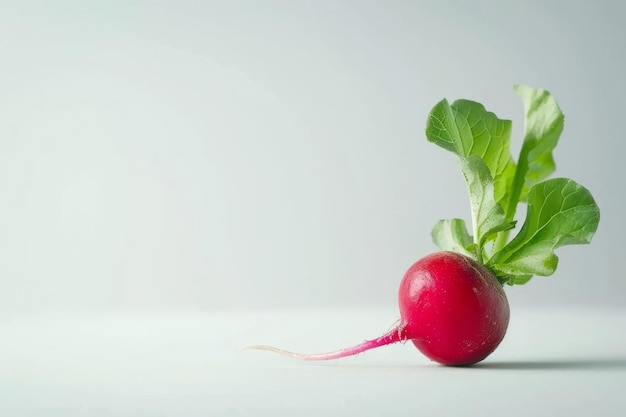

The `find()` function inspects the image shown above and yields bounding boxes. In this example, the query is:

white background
[1,0,624,315]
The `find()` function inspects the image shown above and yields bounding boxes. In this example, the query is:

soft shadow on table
[475,358,626,371]
[310,358,626,371]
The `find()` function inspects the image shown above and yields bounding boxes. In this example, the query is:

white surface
[1,308,625,416]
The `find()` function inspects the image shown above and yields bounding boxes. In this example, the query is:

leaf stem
[476,248,484,264]
[492,141,532,253]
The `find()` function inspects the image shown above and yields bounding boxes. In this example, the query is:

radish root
[242,326,407,361]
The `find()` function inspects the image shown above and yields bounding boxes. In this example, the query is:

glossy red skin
[398,251,510,366]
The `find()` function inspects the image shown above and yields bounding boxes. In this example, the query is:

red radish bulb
[245,251,510,366]
[398,251,509,365]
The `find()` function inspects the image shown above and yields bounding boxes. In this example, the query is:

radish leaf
[426,99,516,211]
[458,155,514,261]
[426,85,599,285]
[425,98,470,154]
[450,99,517,210]
[488,178,600,281]
[431,218,475,257]
[504,85,564,219]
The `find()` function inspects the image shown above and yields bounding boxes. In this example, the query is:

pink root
[243,325,407,361]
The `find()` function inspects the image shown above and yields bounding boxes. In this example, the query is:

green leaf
[515,85,564,199]
[489,178,600,278]
[450,100,517,210]
[425,85,599,286]
[507,274,533,286]
[431,218,475,258]
[505,85,564,220]
[426,99,517,215]
[458,155,514,259]
[425,99,470,154]
[490,271,534,286]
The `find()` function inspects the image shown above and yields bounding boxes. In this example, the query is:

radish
[246,85,599,365]
[247,251,509,365]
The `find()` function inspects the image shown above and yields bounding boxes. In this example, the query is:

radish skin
[398,251,509,365]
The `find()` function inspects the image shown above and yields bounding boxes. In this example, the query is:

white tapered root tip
[241,345,308,360]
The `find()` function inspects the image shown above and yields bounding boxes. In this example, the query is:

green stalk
[492,141,532,253]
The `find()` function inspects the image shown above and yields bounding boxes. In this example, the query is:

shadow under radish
[474,358,626,371]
